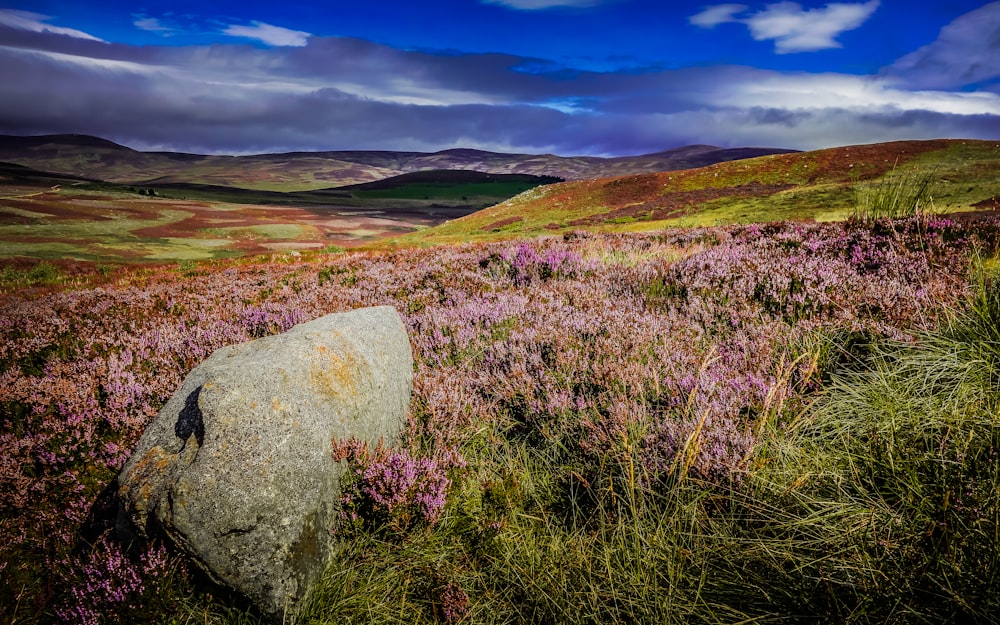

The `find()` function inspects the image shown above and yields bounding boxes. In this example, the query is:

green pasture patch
[663,184,856,226]
[56,183,160,200]
[0,211,180,240]
[230,181,344,193]
[345,228,383,240]
[0,205,51,219]
[910,140,1000,172]
[89,237,234,262]
[95,237,232,256]
[203,202,256,212]
[0,261,67,289]
[0,240,100,261]
[202,223,312,240]
[263,241,326,252]
[141,239,240,261]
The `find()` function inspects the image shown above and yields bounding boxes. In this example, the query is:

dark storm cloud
[0,16,997,155]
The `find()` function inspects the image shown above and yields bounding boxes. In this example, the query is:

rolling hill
[0,134,796,191]
[384,139,1000,247]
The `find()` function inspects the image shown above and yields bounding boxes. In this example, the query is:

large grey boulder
[117,306,412,622]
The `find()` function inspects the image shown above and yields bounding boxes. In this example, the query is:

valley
[0,134,793,264]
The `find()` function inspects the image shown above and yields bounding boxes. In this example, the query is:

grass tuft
[853,165,938,222]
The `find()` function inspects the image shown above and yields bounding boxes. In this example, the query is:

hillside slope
[385,139,1000,246]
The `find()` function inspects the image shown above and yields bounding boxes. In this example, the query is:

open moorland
[3,137,1000,624]
[0,164,559,264]
[0,134,792,265]
[2,138,997,267]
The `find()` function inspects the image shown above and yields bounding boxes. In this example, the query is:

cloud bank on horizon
[0,0,997,156]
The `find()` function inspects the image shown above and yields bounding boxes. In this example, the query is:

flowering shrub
[436,581,471,623]
[481,241,590,285]
[54,538,172,625]
[333,439,466,532]
[236,303,305,338]
[0,216,996,622]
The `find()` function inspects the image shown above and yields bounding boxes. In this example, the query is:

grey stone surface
[117,306,412,621]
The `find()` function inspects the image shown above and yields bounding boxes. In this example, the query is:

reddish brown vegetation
[571,182,795,226]
[482,216,524,231]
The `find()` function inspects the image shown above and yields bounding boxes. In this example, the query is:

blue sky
[0,0,997,155]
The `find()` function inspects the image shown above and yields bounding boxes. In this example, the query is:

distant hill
[0,134,797,192]
[141,170,563,212]
[383,139,1000,246]
[0,160,98,184]
[336,169,564,191]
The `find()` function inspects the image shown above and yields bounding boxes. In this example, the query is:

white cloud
[713,71,1000,117]
[222,21,312,47]
[689,4,748,27]
[0,9,105,42]
[691,1,880,53]
[134,17,173,34]
[6,45,162,75]
[482,0,602,10]
[885,1,1000,90]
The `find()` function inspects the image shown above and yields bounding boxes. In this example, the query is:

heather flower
[333,439,465,531]
[54,537,171,625]
[437,581,471,623]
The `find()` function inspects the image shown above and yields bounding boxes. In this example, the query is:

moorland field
[2,137,1000,624]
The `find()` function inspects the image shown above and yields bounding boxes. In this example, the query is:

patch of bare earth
[973,197,1000,210]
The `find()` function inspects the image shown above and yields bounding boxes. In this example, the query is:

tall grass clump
[734,260,1000,623]
[853,165,938,222]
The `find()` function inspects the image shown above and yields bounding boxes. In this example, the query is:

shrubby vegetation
[2,215,999,623]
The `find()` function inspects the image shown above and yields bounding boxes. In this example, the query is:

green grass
[202,224,315,240]
[661,184,858,227]
[746,265,1000,622]
[852,166,938,222]
[0,261,67,289]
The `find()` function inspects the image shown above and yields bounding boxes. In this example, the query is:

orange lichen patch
[309,344,367,399]
[117,445,176,507]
